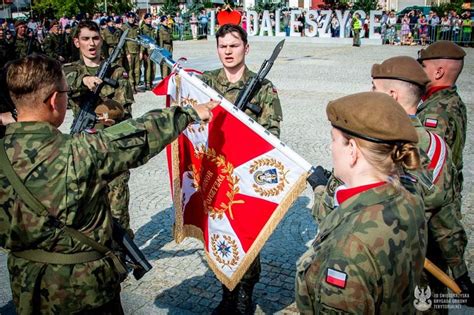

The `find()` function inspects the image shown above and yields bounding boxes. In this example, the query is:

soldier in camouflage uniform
[122,12,142,93]
[13,20,42,58]
[371,56,473,309]
[141,13,157,90]
[201,24,282,315]
[416,41,474,303]
[0,53,215,314]
[61,25,75,63]
[43,21,65,62]
[296,92,426,313]
[65,21,135,237]
[158,15,173,79]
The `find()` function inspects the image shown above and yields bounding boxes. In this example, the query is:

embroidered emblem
[424,118,438,128]
[187,145,244,220]
[181,96,206,132]
[211,234,240,269]
[326,268,347,289]
[249,158,289,197]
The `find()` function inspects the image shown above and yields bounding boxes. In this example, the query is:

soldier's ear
[244,43,249,55]
[73,37,80,48]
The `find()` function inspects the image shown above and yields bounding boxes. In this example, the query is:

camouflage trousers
[127,53,141,87]
[74,289,124,315]
[428,202,468,279]
[108,171,133,237]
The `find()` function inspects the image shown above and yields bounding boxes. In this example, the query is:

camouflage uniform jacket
[14,35,41,58]
[122,22,141,54]
[102,26,122,49]
[416,87,466,194]
[296,183,427,314]
[0,106,199,314]
[201,67,282,138]
[42,32,62,59]
[65,59,134,121]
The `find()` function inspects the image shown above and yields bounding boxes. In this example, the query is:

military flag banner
[154,69,311,290]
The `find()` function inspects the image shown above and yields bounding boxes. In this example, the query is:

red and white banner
[154,69,311,289]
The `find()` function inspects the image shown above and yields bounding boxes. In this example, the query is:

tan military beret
[371,56,429,87]
[95,99,124,121]
[418,40,466,61]
[326,92,418,144]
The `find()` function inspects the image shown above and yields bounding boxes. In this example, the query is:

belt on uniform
[12,249,104,264]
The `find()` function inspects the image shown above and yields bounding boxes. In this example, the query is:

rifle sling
[0,139,126,274]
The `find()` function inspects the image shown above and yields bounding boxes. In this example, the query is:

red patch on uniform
[122,71,129,79]
[424,118,438,128]
[272,87,278,94]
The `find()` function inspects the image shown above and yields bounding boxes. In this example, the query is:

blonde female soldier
[296,92,427,313]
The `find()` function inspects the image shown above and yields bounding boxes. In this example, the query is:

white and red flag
[154,69,311,290]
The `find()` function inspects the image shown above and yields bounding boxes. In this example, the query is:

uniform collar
[5,121,60,136]
[315,182,397,244]
[421,85,453,101]
[409,115,423,128]
[215,66,253,89]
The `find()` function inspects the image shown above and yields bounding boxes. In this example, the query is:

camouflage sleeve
[428,202,468,278]
[64,64,90,99]
[255,81,282,138]
[296,239,380,313]
[107,65,134,120]
[71,106,199,180]
[311,174,342,223]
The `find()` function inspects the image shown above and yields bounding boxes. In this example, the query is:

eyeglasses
[43,88,69,103]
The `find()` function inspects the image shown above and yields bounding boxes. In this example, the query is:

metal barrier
[380,22,473,46]
[170,23,208,40]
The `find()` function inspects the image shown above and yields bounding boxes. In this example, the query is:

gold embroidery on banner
[211,234,240,269]
[249,158,289,197]
[187,145,244,220]
[181,96,206,133]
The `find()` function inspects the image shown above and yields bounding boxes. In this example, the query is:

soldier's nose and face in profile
[74,28,102,61]
[217,32,249,70]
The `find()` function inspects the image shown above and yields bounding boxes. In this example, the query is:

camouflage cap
[95,99,124,121]
[418,40,466,61]
[371,56,429,87]
[326,92,418,144]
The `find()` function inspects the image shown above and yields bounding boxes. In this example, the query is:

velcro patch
[326,268,347,289]
[424,118,438,128]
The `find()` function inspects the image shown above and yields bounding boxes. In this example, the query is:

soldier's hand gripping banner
[154,70,311,290]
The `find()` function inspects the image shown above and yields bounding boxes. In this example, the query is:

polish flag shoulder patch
[326,268,348,289]
[424,118,438,128]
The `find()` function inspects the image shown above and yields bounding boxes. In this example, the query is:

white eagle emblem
[413,285,432,311]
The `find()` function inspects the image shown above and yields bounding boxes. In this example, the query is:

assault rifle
[69,29,129,135]
[234,39,285,115]
[112,219,152,280]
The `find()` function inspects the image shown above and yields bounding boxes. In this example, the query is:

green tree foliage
[158,0,179,16]
[431,0,465,16]
[32,0,132,19]
[352,0,378,13]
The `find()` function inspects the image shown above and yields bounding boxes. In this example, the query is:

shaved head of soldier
[6,54,68,127]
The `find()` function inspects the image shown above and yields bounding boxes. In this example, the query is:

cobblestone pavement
[0,38,473,314]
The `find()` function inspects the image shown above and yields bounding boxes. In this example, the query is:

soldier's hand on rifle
[83,76,103,91]
[193,100,219,123]
[307,166,331,190]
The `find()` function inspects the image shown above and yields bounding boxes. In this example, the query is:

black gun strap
[0,139,126,274]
